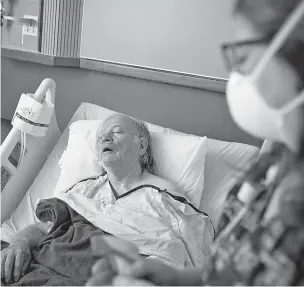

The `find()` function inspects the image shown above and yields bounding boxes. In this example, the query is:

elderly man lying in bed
[1,114,212,286]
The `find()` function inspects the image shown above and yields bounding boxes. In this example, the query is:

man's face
[96,114,142,168]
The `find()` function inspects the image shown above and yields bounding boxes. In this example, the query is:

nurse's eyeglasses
[221,38,269,72]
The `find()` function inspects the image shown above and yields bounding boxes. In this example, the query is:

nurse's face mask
[225,0,304,152]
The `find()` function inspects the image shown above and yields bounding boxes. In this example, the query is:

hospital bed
[1,78,259,260]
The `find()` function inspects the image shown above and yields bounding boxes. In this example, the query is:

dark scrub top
[201,144,304,286]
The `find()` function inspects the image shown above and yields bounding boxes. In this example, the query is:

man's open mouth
[102,147,114,153]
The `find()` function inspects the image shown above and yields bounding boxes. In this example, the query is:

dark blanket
[5,198,108,286]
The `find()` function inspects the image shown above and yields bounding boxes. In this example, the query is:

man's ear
[139,137,148,156]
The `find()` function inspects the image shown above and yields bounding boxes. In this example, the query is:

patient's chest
[70,177,177,224]
[58,176,208,268]
[70,177,116,206]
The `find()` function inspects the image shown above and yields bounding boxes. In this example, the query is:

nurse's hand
[87,257,115,286]
[130,259,203,286]
[1,240,31,283]
[129,258,183,286]
[87,257,154,286]
[112,275,154,286]
[87,257,177,286]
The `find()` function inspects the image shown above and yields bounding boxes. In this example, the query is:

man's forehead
[102,114,137,131]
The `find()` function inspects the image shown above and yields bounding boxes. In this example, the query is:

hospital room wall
[1,57,261,147]
[81,0,236,79]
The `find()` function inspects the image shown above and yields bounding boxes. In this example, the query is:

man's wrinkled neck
[105,161,143,188]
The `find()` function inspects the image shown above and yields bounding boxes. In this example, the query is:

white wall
[81,0,237,78]
[1,57,261,147]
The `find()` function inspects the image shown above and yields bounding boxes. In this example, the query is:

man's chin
[101,153,119,164]
[102,151,117,157]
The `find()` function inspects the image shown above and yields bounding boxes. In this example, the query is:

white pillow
[55,120,207,206]
[201,140,259,226]
[55,121,104,193]
[151,132,207,205]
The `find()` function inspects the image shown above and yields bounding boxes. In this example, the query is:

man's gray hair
[131,118,155,174]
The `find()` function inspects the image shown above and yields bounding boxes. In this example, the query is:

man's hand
[1,240,31,283]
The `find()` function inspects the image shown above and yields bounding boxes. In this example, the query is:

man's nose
[101,131,112,142]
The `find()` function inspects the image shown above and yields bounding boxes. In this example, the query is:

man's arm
[1,223,47,283]
[10,222,47,248]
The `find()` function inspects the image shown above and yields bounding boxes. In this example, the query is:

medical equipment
[1,78,55,189]
[1,78,59,224]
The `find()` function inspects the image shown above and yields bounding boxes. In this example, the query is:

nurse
[88,0,304,285]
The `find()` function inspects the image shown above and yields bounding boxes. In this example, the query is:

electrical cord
[17,130,26,168]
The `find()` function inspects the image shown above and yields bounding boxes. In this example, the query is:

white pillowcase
[56,121,104,193]
[55,120,207,207]
[150,132,207,205]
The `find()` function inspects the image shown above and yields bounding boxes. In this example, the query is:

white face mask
[226,0,304,151]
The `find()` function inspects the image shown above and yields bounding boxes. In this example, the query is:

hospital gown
[56,173,213,269]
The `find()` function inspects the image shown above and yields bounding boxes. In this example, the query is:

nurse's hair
[234,0,304,86]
